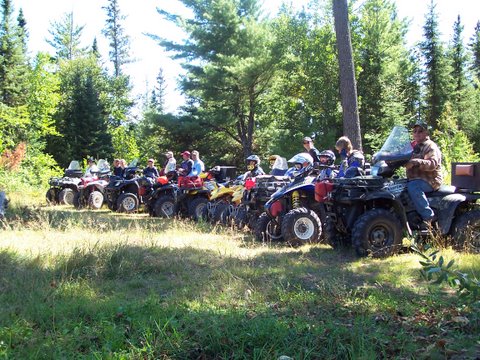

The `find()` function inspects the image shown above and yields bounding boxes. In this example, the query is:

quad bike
[146,169,216,220]
[104,159,154,213]
[73,159,111,210]
[46,160,83,205]
[257,167,328,246]
[203,167,242,223]
[232,174,291,231]
[315,126,480,257]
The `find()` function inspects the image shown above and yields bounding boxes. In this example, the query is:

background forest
[1,0,480,192]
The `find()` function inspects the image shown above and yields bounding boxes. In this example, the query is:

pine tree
[46,12,87,61]
[470,21,480,83]
[149,67,167,114]
[0,0,28,106]
[419,0,452,129]
[102,0,131,77]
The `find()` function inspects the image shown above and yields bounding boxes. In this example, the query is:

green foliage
[412,244,480,302]
[434,103,479,184]
[46,12,87,61]
[110,124,139,161]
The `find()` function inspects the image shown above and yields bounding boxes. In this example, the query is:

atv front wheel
[451,210,480,253]
[117,193,139,213]
[352,208,403,257]
[58,188,75,205]
[281,208,322,246]
[88,191,104,210]
[154,195,176,218]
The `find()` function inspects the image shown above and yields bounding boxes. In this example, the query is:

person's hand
[405,158,421,169]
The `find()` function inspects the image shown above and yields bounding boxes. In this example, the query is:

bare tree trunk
[333,0,362,151]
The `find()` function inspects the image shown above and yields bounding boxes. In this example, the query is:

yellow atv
[204,180,244,224]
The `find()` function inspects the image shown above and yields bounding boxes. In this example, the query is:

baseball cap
[412,119,430,131]
[148,158,154,163]
[303,136,313,143]
[181,150,191,156]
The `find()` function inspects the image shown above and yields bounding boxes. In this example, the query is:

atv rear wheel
[213,203,229,224]
[46,189,57,205]
[59,188,75,205]
[254,212,282,242]
[451,210,480,253]
[188,197,209,221]
[154,195,176,218]
[117,193,139,213]
[352,208,403,257]
[281,208,322,246]
[88,191,104,210]
[234,205,248,229]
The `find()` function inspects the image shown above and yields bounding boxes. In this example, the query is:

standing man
[143,158,159,179]
[191,150,205,176]
[405,120,443,228]
[302,136,322,165]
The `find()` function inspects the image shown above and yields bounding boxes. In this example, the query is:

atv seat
[428,185,456,197]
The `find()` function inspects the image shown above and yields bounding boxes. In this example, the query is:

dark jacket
[180,159,194,176]
[309,147,322,164]
[143,166,159,179]
[113,166,124,177]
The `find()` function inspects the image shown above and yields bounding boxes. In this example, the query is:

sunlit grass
[1,197,480,358]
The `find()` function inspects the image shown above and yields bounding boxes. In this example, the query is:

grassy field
[1,195,479,359]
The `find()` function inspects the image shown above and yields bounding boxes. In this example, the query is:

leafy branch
[411,245,480,301]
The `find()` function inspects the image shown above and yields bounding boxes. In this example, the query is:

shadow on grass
[1,237,479,359]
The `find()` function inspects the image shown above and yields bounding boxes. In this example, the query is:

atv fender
[435,193,467,235]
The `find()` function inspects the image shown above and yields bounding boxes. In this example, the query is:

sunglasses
[413,128,425,134]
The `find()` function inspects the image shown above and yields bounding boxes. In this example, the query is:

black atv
[316,126,480,257]
[233,174,291,231]
[46,160,83,205]
[104,160,153,213]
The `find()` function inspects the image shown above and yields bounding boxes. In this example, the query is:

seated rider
[244,155,265,178]
[113,159,124,177]
[405,120,443,228]
[179,151,194,177]
[287,152,314,179]
[335,136,364,178]
[162,151,177,177]
[84,158,99,177]
[191,150,205,176]
[268,155,287,176]
[318,150,337,179]
[143,159,159,179]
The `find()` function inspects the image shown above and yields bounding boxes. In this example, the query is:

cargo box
[451,162,480,191]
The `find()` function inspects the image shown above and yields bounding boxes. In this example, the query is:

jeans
[407,179,435,220]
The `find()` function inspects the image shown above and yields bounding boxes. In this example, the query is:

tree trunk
[333,0,362,151]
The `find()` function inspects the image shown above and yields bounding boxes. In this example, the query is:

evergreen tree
[102,0,131,77]
[149,67,167,114]
[448,15,471,130]
[469,21,480,83]
[355,0,412,153]
[419,0,452,129]
[0,0,28,106]
[46,12,87,61]
[157,0,279,160]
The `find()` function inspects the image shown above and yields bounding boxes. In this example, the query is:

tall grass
[1,201,480,358]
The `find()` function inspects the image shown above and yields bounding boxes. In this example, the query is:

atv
[46,160,83,205]
[232,174,291,231]
[257,168,325,246]
[104,159,154,213]
[315,126,480,257]
[73,159,111,210]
